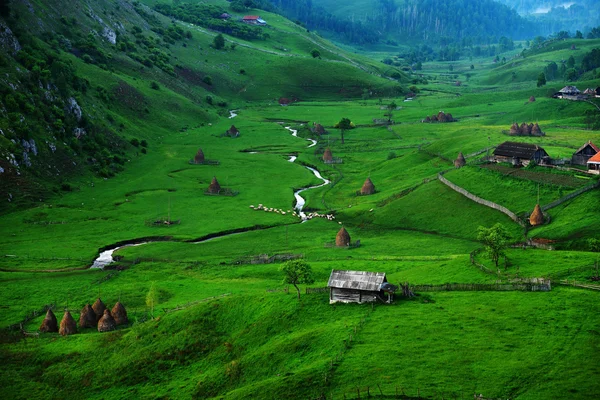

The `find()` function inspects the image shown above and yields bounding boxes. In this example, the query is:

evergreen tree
[213,34,225,50]
[536,72,546,87]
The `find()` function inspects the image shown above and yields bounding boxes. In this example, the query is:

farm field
[1,1,600,399]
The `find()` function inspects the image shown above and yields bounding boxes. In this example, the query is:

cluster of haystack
[360,177,376,195]
[509,122,544,136]
[39,299,128,336]
[529,204,545,226]
[250,204,291,215]
[422,111,455,123]
[335,227,351,247]
[454,152,466,168]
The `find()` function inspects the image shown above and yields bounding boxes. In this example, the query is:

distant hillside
[270,0,537,45]
[0,0,403,211]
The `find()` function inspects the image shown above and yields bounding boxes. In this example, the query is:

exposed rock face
[73,127,86,139]
[66,98,83,121]
[22,139,37,156]
[0,21,22,55]
[102,27,117,44]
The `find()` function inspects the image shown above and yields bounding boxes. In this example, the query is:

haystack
[59,311,77,336]
[529,96,536,102]
[531,123,542,136]
[529,204,544,226]
[314,123,326,135]
[111,301,128,326]
[194,148,205,164]
[92,298,106,322]
[360,177,375,195]
[207,176,221,194]
[79,303,97,328]
[509,123,519,135]
[336,227,351,247]
[97,309,116,332]
[227,125,240,137]
[323,148,333,162]
[454,152,466,168]
[39,309,58,333]
[520,123,531,135]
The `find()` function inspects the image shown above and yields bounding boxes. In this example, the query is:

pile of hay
[423,111,454,123]
[79,304,97,328]
[194,148,205,164]
[92,298,106,322]
[336,227,351,247]
[454,152,466,168]
[207,176,221,194]
[39,309,58,333]
[226,125,240,137]
[111,302,128,325]
[360,177,375,195]
[97,309,116,332]
[323,148,333,162]
[509,122,544,136]
[529,204,544,226]
[529,96,536,102]
[59,311,77,336]
[313,123,326,135]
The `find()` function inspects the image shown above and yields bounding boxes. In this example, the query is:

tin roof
[327,270,387,291]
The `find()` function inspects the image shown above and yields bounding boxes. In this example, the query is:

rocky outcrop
[0,21,22,55]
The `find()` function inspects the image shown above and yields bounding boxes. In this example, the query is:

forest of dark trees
[268,0,535,45]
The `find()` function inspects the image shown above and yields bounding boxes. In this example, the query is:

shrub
[202,76,212,85]
[150,81,160,90]
[130,138,140,147]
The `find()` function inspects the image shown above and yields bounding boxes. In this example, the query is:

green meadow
[1,1,600,399]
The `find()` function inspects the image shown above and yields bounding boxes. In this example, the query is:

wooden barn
[493,142,549,166]
[327,270,396,304]
[572,141,599,166]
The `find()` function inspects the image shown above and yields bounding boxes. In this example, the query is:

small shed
[587,152,600,172]
[493,142,549,166]
[572,141,599,165]
[327,270,395,304]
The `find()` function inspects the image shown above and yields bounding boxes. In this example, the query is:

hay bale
[79,304,97,328]
[98,309,116,332]
[454,152,466,168]
[529,96,536,102]
[335,227,351,247]
[59,311,77,336]
[529,204,544,226]
[509,123,519,135]
[39,309,58,333]
[194,148,205,164]
[360,177,375,195]
[92,298,106,322]
[111,302,128,326]
[208,176,221,194]
[323,148,333,162]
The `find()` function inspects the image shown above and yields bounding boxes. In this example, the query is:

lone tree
[213,34,225,50]
[384,101,397,123]
[537,72,546,87]
[477,223,511,269]
[337,117,352,144]
[280,260,315,300]
[310,49,321,58]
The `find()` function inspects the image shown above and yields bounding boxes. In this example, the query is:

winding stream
[91,122,329,268]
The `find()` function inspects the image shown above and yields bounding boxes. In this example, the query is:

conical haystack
[39,309,58,333]
[360,177,375,195]
[509,123,519,135]
[207,176,221,194]
[111,302,128,326]
[529,96,536,102]
[98,309,116,332]
[194,148,205,164]
[314,123,325,135]
[454,152,466,168]
[92,298,106,322]
[227,125,239,137]
[79,304,96,328]
[323,148,333,162]
[529,204,544,226]
[59,311,77,336]
[336,227,351,247]
[531,123,542,135]
[520,122,530,135]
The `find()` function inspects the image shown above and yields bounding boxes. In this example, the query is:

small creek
[91,123,329,268]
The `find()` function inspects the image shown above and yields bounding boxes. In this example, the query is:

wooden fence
[412,282,551,292]
[306,287,328,294]
[541,180,600,212]
[559,280,600,291]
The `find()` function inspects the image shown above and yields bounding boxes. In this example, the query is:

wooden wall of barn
[330,288,378,304]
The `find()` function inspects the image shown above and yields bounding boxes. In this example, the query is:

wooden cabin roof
[574,141,600,155]
[493,142,547,159]
[328,270,387,291]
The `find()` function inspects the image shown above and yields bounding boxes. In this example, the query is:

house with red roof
[572,141,600,165]
[242,15,267,25]
[587,152,600,173]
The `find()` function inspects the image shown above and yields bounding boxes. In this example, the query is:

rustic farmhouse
[493,142,549,166]
[553,86,582,100]
[242,16,266,25]
[587,152,600,173]
[572,141,599,165]
[327,270,396,304]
